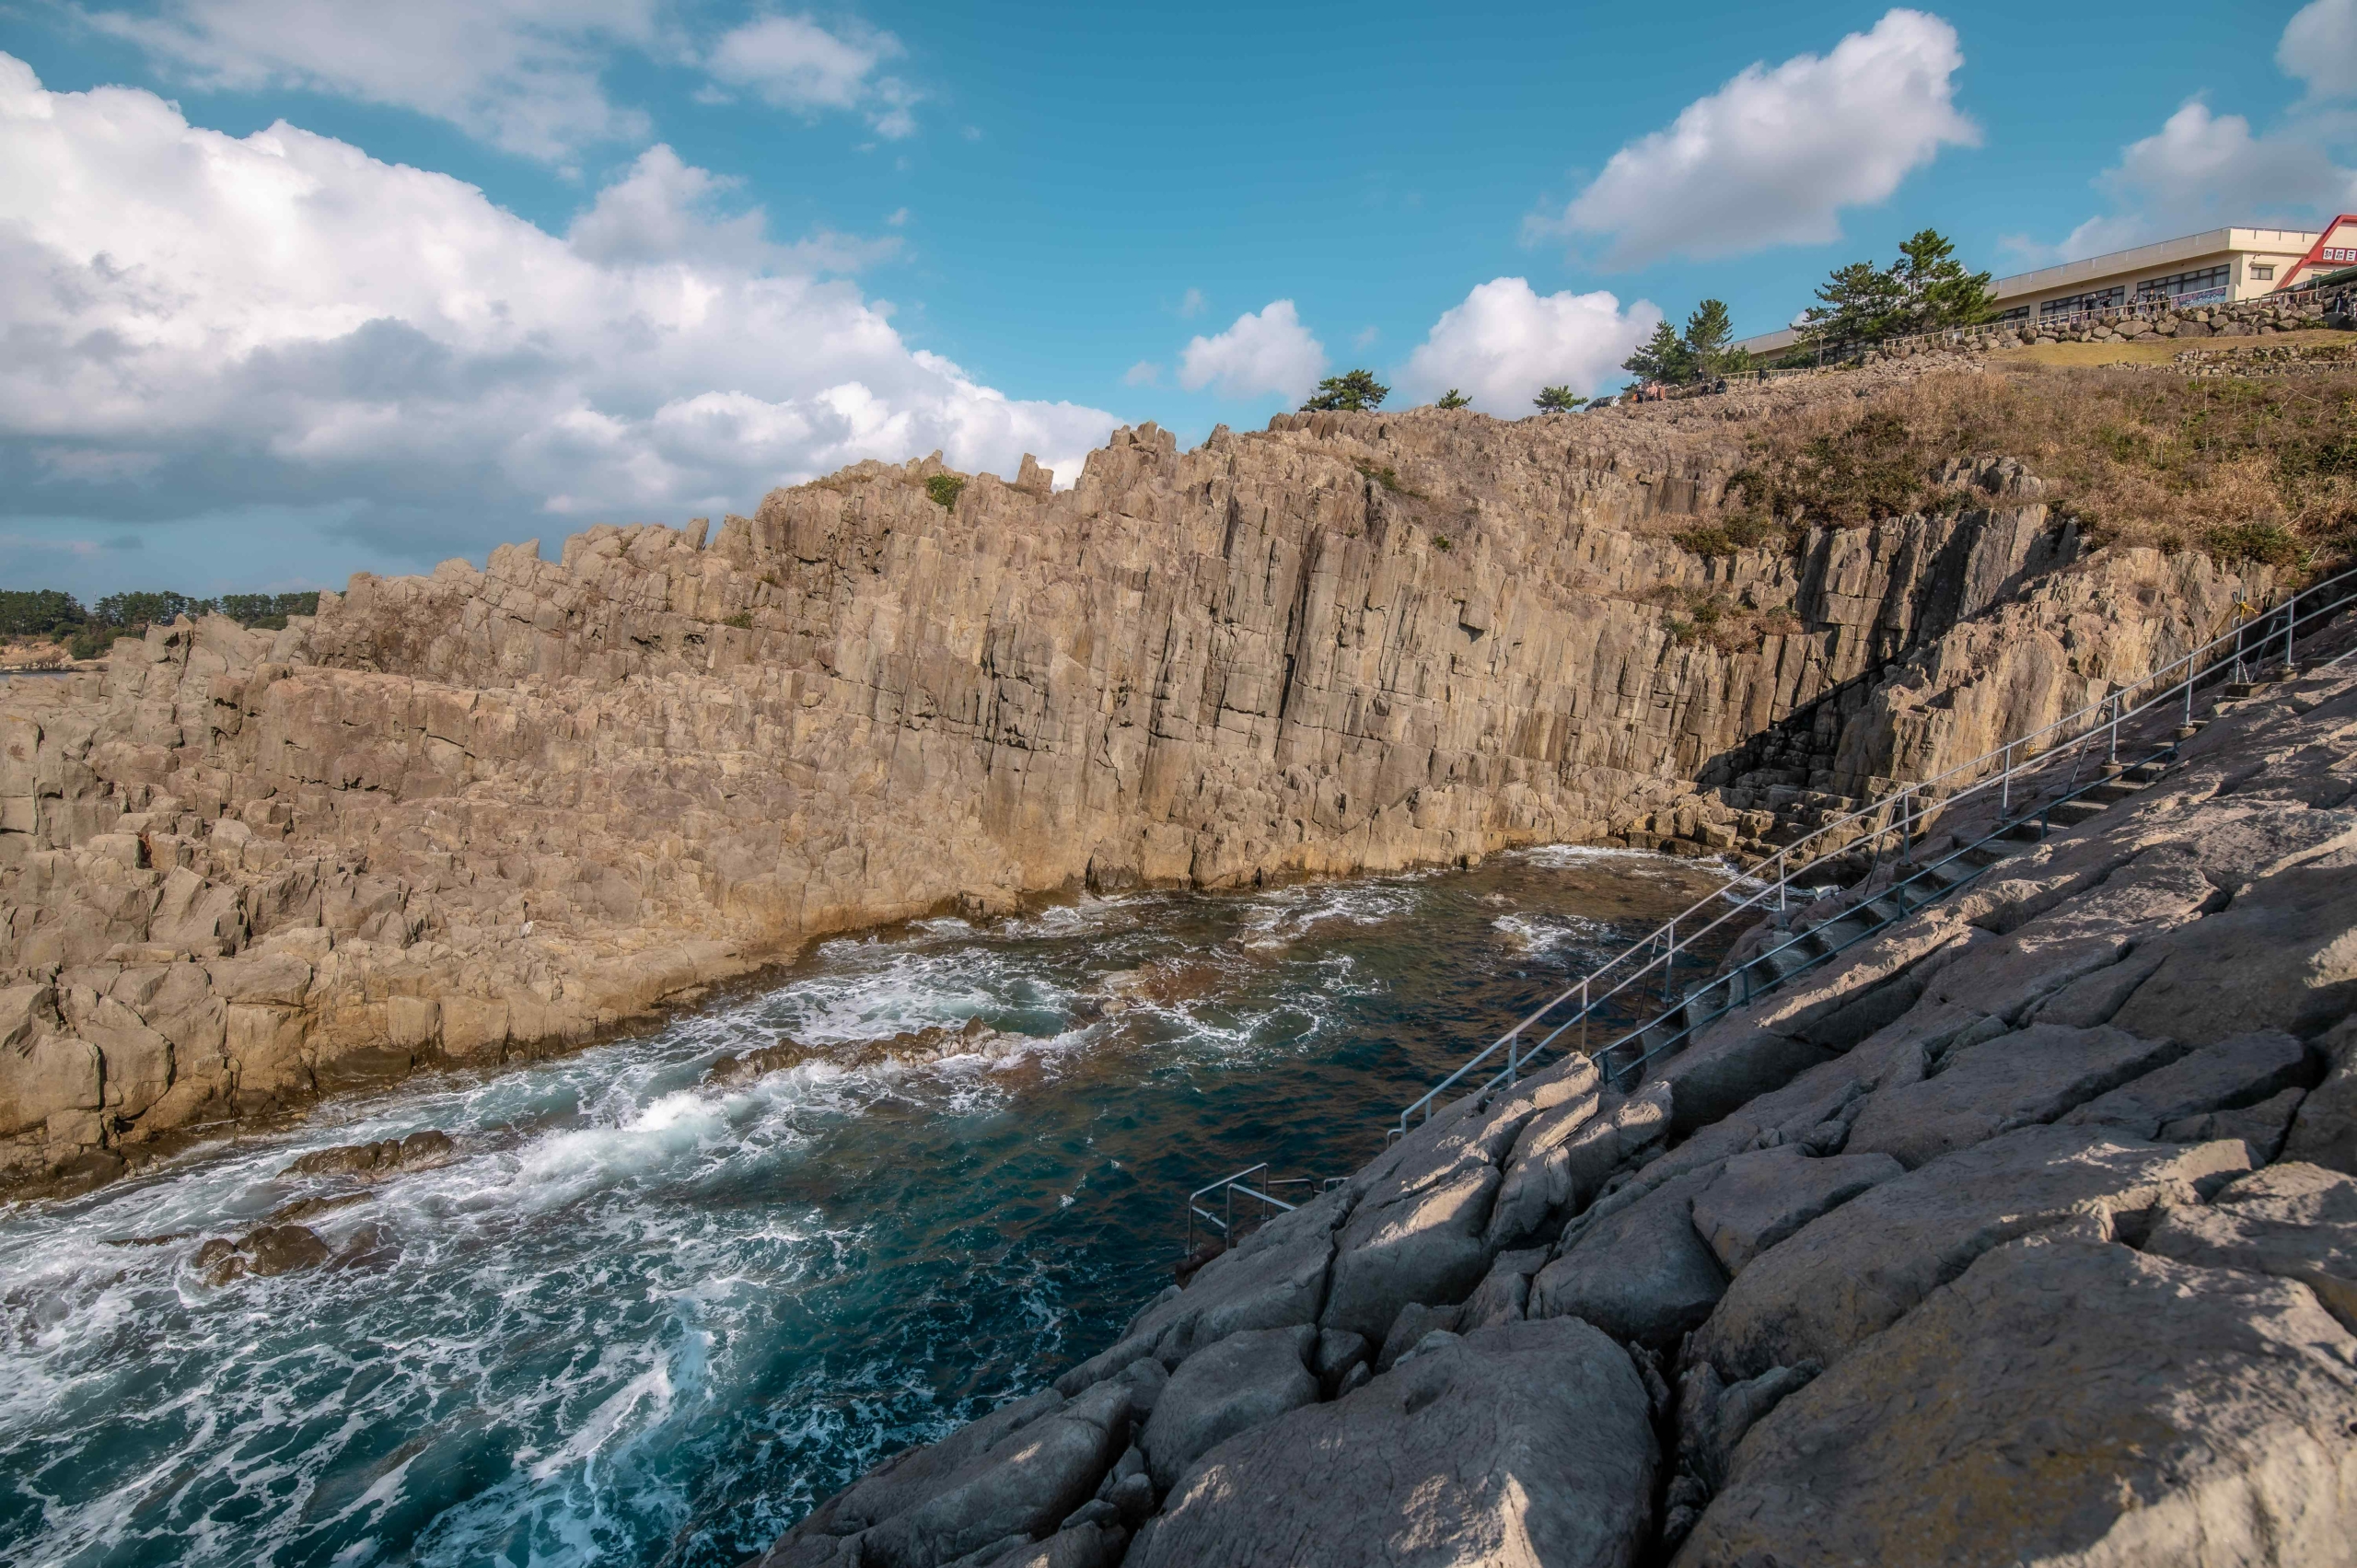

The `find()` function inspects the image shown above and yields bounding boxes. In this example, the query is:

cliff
[749,637,2357,1568]
[0,372,2278,1189]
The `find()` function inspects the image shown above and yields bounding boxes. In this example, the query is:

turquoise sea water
[0,847,1736,1567]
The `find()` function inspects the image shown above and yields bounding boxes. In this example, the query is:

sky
[2,0,2353,599]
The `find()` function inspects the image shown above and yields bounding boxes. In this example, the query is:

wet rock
[1530,1167,1726,1347]
[1843,1022,2187,1168]
[1135,1318,1656,1568]
[1138,1324,1318,1492]
[2142,1162,2357,1333]
[1689,1146,1904,1275]
[242,1223,331,1276]
[1676,1238,2357,1567]
[280,1129,455,1179]
[1692,1125,2251,1380]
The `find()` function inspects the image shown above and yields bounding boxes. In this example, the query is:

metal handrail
[1584,736,2180,1094]
[1184,1163,1299,1260]
[1394,563,2357,1136]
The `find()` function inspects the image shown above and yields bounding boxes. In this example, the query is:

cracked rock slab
[1134,1316,1656,1568]
[1691,1124,2251,1380]
[1689,1146,1905,1276]
[1675,1237,2357,1568]
[1843,1022,2187,1168]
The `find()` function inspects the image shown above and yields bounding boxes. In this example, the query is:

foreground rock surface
[752,657,2357,1567]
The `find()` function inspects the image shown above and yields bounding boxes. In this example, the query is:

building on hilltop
[1734,224,2333,357]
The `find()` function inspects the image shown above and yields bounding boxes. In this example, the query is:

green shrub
[924,473,966,509]
[722,611,754,630]
[1434,534,1453,552]
[2201,521,2305,568]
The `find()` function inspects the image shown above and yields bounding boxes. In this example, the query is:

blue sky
[1,0,2350,599]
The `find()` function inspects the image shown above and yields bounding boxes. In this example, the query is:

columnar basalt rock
[0,393,2277,1188]
[751,656,2357,1568]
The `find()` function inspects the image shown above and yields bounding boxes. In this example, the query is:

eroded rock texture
[754,656,2357,1567]
[0,392,2271,1186]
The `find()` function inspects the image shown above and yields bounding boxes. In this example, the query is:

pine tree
[1892,228,1994,331]
[1434,389,1471,409]
[1621,319,1694,383]
[1798,261,1909,349]
[1301,369,1389,412]
[1533,386,1586,412]
[1681,299,1736,378]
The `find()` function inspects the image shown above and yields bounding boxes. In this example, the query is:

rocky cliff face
[749,640,2357,1568]
[0,382,2276,1189]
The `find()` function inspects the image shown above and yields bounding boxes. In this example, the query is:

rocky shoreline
[752,656,2357,1567]
[0,373,2274,1194]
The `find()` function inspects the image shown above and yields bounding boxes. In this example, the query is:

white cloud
[1401,279,1660,413]
[704,14,918,139]
[1177,301,1326,402]
[567,145,900,273]
[1121,361,1162,388]
[2061,100,2357,256]
[1177,287,1206,318]
[2282,0,2357,101]
[87,0,663,160]
[1543,8,1977,267]
[0,53,1113,564]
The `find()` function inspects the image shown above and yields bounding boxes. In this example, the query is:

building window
[2252,264,2275,281]
[2135,265,2230,304]
[1993,305,2030,324]
[2040,285,2124,318]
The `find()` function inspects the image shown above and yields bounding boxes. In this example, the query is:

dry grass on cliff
[1686,366,2357,571]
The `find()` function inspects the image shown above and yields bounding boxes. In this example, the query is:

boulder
[1139,1325,1318,1492]
[1458,1247,1550,1330]
[2142,1162,2357,1333]
[1484,1081,1667,1250]
[1676,1238,2357,1568]
[2063,1027,2313,1138]
[1689,1147,1905,1275]
[1321,1164,1496,1346]
[1129,1188,1341,1362]
[1375,1302,1463,1373]
[1529,1167,1726,1346]
[2109,864,2357,1044]
[280,1129,457,1179]
[2287,1020,2357,1176]
[1136,1318,1656,1568]
[1692,1125,2251,1380]
[858,1378,1136,1568]
[2160,1086,2309,1163]
[1843,1022,2187,1168]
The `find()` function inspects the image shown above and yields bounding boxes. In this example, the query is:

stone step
[2047,798,2108,827]
[2085,780,2144,805]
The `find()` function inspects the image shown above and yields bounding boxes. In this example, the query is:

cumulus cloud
[2282,0,2357,102]
[2061,100,2357,256]
[0,54,1114,566]
[1542,8,1977,267]
[1121,361,1162,388]
[1177,301,1326,402]
[87,0,663,160]
[2047,4,2357,258]
[1401,279,1660,413]
[703,13,920,139]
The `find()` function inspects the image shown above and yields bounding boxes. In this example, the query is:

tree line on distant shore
[0,588,320,659]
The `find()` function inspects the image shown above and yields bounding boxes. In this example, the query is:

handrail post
[2107,691,2119,765]
[1662,920,1676,1003]
[2000,740,2013,813]
[1579,977,1589,1059]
